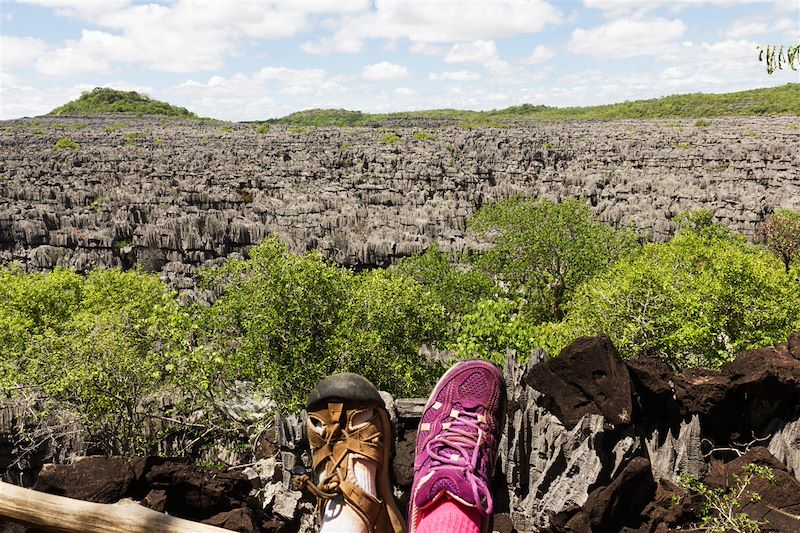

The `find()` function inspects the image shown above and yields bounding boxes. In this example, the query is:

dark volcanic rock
[525,335,633,429]
[32,455,139,503]
[548,457,655,533]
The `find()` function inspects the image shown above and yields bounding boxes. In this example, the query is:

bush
[551,226,800,369]
[196,237,444,410]
[448,298,541,365]
[381,133,402,144]
[1,268,187,455]
[760,208,800,273]
[470,197,639,322]
[394,244,495,325]
[412,131,437,141]
[677,464,775,533]
[50,87,196,118]
[333,269,446,395]
[53,136,80,150]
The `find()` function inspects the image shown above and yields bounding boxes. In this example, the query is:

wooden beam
[0,481,228,533]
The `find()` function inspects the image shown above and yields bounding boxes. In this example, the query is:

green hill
[50,87,197,118]
[272,83,800,126]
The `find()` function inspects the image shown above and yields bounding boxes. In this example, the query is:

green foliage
[53,136,80,150]
[678,464,775,532]
[53,123,87,130]
[255,123,270,134]
[448,299,541,365]
[196,237,442,411]
[334,269,446,396]
[553,226,800,369]
[272,108,366,127]
[675,209,735,241]
[50,87,197,118]
[271,85,800,126]
[470,197,639,322]
[758,39,800,74]
[381,133,402,144]
[395,244,495,326]
[760,208,800,272]
[1,268,187,455]
[694,119,712,127]
[412,131,437,141]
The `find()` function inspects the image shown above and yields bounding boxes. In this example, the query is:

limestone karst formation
[1,115,798,293]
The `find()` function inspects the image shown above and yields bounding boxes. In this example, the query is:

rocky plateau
[1,115,798,292]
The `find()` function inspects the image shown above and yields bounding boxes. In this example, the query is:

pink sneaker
[408,360,506,532]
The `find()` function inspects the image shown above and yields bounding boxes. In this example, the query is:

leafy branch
[758,39,800,75]
[677,464,776,533]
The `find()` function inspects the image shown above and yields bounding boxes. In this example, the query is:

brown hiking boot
[299,373,406,533]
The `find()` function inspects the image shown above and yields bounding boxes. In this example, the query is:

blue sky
[1,0,798,121]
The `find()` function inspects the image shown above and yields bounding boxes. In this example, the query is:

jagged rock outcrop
[2,333,800,532]
[2,115,798,292]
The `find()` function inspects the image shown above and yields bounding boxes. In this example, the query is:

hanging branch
[758,38,800,74]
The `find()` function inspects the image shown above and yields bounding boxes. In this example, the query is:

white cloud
[19,0,133,17]
[569,18,687,58]
[445,40,499,64]
[409,42,442,55]
[725,20,770,39]
[34,35,115,76]
[25,0,372,74]
[525,44,555,64]
[429,70,482,81]
[304,0,564,54]
[362,61,409,80]
[394,87,417,96]
[443,39,510,72]
[0,36,49,71]
[255,67,327,83]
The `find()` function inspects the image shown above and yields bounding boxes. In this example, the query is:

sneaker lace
[424,407,493,511]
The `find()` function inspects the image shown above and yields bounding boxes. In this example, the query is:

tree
[448,298,541,365]
[551,224,800,370]
[394,243,495,329]
[334,269,446,397]
[196,237,350,411]
[758,39,800,74]
[2,267,188,455]
[760,208,800,273]
[469,197,639,322]
[196,237,447,411]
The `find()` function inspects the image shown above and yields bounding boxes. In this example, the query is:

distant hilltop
[49,87,197,119]
[48,83,799,124]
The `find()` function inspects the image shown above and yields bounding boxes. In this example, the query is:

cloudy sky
[1,0,798,121]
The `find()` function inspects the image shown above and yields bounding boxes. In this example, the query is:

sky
[0,0,798,121]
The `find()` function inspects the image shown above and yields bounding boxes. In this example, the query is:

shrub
[694,119,712,127]
[760,208,800,272]
[677,464,775,533]
[448,299,541,365]
[53,136,80,150]
[412,131,436,141]
[381,133,402,144]
[469,197,639,322]
[196,237,443,410]
[333,269,446,396]
[1,268,188,455]
[394,244,495,324]
[551,226,800,369]
[50,87,197,118]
